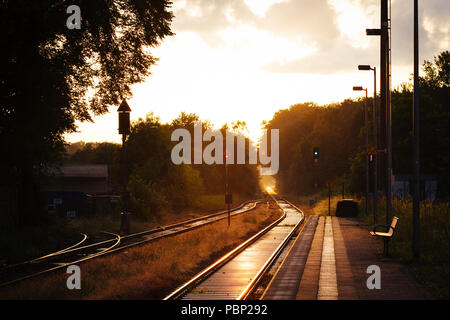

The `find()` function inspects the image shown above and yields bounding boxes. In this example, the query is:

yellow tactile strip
[317,216,338,300]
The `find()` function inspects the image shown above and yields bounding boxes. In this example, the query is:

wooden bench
[370,216,399,256]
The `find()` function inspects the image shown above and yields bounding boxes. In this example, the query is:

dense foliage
[65,113,261,220]
[266,51,449,198]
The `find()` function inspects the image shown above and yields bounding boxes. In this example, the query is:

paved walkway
[263,215,429,300]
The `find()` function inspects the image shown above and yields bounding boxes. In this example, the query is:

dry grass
[0,203,281,300]
[312,195,343,216]
[0,195,255,265]
[290,194,343,217]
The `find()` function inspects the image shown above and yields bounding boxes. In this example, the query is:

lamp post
[358,65,378,224]
[353,86,369,217]
[118,99,131,235]
[366,0,393,225]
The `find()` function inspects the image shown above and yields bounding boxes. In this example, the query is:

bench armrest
[372,224,392,233]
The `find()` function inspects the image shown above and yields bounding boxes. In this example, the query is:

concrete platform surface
[264,215,429,300]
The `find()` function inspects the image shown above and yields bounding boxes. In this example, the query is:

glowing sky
[66,0,449,144]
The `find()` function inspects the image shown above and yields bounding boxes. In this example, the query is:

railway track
[0,199,261,288]
[164,197,305,300]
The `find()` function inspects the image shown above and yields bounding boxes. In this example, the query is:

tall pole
[118,100,131,235]
[384,0,393,224]
[379,0,388,196]
[121,133,130,235]
[328,184,331,216]
[413,0,420,259]
[365,89,369,217]
[226,161,230,227]
[373,67,378,224]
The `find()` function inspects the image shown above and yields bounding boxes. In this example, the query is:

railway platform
[262,215,429,300]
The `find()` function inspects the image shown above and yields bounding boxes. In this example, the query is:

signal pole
[225,153,231,227]
[313,147,319,195]
[118,100,132,235]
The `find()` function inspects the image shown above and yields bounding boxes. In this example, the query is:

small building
[43,165,109,194]
[42,165,118,218]
[392,174,437,202]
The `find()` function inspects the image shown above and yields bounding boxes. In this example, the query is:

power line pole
[379,0,388,199]
[386,0,393,225]
[381,0,393,224]
[413,0,421,259]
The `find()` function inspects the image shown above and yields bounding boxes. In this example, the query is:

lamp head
[358,65,371,71]
[366,28,381,36]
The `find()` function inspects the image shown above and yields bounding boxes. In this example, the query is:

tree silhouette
[0,0,174,224]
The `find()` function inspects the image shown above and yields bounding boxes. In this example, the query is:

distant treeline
[66,113,261,219]
[265,50,449,198]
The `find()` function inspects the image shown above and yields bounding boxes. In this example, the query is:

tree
[0,1,174,224]
[265,101,363,195]
[422,50,449,88]
[266,50,449,198]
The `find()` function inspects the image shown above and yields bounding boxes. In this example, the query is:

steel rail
[0,232,121,288]
[237,199,304,300]
[0,200,260,288]
[163,206,287,300]
[123,200,261,239]
[0,233,88,272]
[32,233,88,262]
[2,200,259,270]
[58,201,261,268]
[163,197,304,300]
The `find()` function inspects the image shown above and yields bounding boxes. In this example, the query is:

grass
[310,195,343,216]
[285,193,344,217]
[0,193,258,265]
[192,194,255,213]
[0,202,281,299]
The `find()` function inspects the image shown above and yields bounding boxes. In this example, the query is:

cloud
[172,0,339,49]
[254,0,339,48]
[170,0,449,75]
[263,0,449,74]
[172,0,257,46]
[390,0,449,66]
[263,44,376,74]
